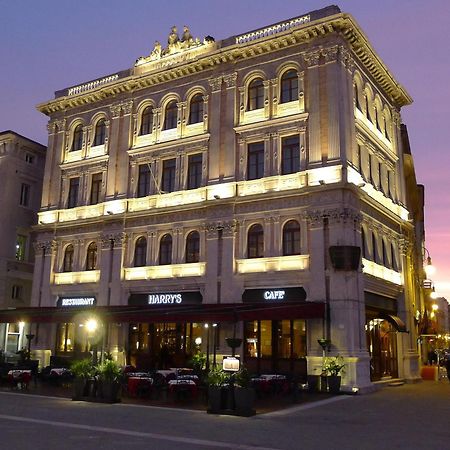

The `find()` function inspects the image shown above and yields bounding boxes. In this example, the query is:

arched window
[247,224,264,258]
[361,229,367,259]
[93,119,106,146]
[63,245,74,272]
[282,220,301,256]
[188,94,203,124]
[163,101,178,130]
[247,78,264,111]
[354,83,361,110]
[382,239,388,266]
[134,237,147,267]
[86,242,97,271]
[371,232,377,262]
[280,70,298,103]
[365,94,371,122]
[391,243,398,271]
[185,231,200,263]
[139,106,153,135]
[71,124,83,151]
[159,234,172,265]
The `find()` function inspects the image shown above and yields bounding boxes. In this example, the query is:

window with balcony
[247,142,264,180]
[187,154,202,190]
[280,70,298,103]
[71,124,83,152]
[68,177,80,208]
[93,119,106,146]
[159,234,172,265]
[185,231,200,263]
[247,78,264,111]
[163,101,177,130]
[63,244,74,272]
[161,158,176,193]
[137,164,151,197]
[134,237,147,267]
[188,94,203,124]
[247,224,264,258]
[281,136,300,175]
[282,220,301,256]
[90,173,102,205]
[86,242,97,271]
[139,106,153,136]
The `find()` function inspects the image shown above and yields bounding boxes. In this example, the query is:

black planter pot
[307,375,319,392]
[320,375,329,392]
[72,378,88,400]
[327,375,341,394]
[207,386,223,413]
[234,387,256,417]
[98,380,121,403]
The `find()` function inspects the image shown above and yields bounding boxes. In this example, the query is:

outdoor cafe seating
[8,369,32,390]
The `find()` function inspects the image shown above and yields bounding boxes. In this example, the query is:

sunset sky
[1,0,449,299]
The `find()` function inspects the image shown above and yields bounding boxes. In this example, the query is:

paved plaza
[0,380,449,450]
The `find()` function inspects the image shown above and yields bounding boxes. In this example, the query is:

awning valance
[0,301,325,324]
[381,314,408,333]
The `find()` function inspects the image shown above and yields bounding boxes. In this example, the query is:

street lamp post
[205,323,210,373]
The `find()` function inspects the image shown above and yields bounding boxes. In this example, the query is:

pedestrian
[445,357,450,383]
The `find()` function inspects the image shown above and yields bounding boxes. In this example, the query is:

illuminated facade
[0,131,46,356]
[10,5,424,390]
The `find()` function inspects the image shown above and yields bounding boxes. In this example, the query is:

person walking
[444,356,450,382]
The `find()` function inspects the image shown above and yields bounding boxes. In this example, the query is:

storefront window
[245,321,258,358]
[277,320,291,358]
[57,323,75,353]
[260,320,272,357]
[292,320,307,358]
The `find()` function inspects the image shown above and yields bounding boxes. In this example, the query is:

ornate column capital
[223,72,237,89]
[208,76,223,93]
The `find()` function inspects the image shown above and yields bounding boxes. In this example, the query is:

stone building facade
[0,131,46,356]
[4,5,424,390]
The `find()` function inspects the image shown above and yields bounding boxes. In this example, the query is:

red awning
[0,302,325,324]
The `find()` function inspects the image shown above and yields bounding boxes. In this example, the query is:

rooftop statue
[135,25,215,66]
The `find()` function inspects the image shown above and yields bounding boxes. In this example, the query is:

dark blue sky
[1,0,449,298]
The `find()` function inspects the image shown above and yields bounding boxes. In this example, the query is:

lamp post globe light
[85,318,99,365]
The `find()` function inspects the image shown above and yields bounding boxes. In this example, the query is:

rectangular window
[161,159,176,193]
[357,144,362,172]
[25,153,34,164]
[187,154,202,190]
[90,173,102,205]
[137,164,151,197]
[281,136,300,175]
[20,183,30,206]
[247,142,264,180]
[377,161,382,190]
[367,154,373,183]
[15,235,27,261]
[11,285,22,300]
[67,177,79,208]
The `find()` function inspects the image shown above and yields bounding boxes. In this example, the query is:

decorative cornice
[37,13,411,115]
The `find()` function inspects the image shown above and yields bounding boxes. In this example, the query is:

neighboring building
[0,5,425,390]
[0,131,46,357]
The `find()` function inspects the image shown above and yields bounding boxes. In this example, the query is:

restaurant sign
[242,287,306,303]
[129,291,203,306]
[57,296,96,307]
[223,356,240,372]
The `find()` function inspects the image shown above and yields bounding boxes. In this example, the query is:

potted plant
[71,359,94,400]
[322,355,346,394]
[97,359,122,403]
[189,351,206,376]
[233,367,255,416]
[207,367,229,414]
